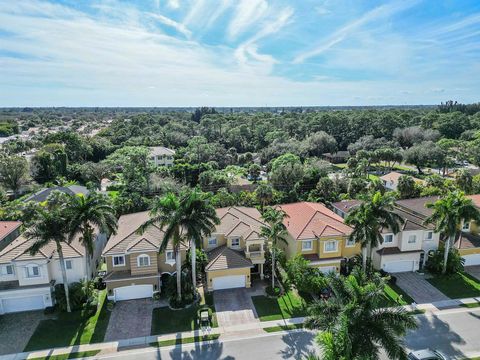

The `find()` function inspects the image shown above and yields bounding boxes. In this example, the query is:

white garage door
[463,254,480,266]
[383,261,414,273]
[114,284,153,301]
[318,266,336,274]
[212,275,245,290]
[2,295,45,313]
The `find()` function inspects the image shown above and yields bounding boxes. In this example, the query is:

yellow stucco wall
[318,236,343,258]
[205,267,251,291]
[284,234,360,261]
[459,248,480,256]
[202,233,227,250]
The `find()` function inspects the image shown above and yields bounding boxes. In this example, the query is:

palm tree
[25,203,74,312]
[305,268,417,360]
[260,207,289,289]
[425,191,480,274]
[345,192,403,271]
[66,192,117,281]
[180,189,220,294]
[141,193,186,302]
[255,184,273,212]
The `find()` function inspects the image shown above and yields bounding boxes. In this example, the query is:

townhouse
[0,229,106,314]
[331,197,440,273]
[149,146,175,167]
[102,211,187,302]
[279,202,360,273]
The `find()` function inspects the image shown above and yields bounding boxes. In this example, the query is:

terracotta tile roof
[205,245,252,271]
[467,194,480,208]
[0,221,21,241]
[278,202,352,240]
[0,230,88,264]
[214,207,266,240]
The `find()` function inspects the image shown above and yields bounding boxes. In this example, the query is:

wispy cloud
[149,13,192,37]
[167,0,180,10]
[227,0,268,40]
[293,0,420,63]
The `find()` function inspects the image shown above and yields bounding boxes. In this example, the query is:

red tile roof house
[331,198,440,273]
[0,227,106,314]
[0,221,22,251]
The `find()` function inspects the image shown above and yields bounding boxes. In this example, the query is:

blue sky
[0,0,479,106]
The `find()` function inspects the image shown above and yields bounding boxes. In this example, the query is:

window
[137,254,150,267]
[324,240,338,253]
[113,255,125,267]
[1,265,14,275]
[65,260,73,270]
[383,234,394,244]
[462,221,471,231]
[166,250,175,263]
[425,231,433,241]
[25,265,40,278]
[346,238,355,247]
[208,237,217,247]
[231,237,240,248]
[302,240,313,251]
[408,235,417,244]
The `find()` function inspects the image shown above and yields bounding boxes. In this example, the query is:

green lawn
[380,283,415,307]
[460,301,480,308]
[150,334,220,348]
[151,292,217,335]
[263,324,303,333]
[29,350,101,360]
[24,291,111,352]
[251,291,310,321]
[427,272,480,299]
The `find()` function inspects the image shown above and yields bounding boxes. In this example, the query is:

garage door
[114,284,153,301]
[2,295,45,313]
[318,266,336,274]
[212,275,245,290]
[463,254,480,266]
[383,261,414,273]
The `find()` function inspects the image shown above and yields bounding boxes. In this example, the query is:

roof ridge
[228,207,264,226]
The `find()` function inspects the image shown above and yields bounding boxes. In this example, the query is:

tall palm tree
[255,184,273,212]
[25,203,74,312]
[260,207,289,289]
[180,189,219,294]
[66,192,118,281]
[425,191,480,274]
[345,192,403,271]
[305,268,417,360]
[141,193,186,302]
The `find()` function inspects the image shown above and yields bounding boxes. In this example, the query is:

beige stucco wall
[106,254,131,272]
[158,249,187,273]
[205,267,251,291]
[130,251,158,275]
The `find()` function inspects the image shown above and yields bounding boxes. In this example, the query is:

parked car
[408,349,448,360]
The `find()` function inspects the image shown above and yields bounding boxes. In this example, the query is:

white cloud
[149,13,192,37]
[293,0,420,63]
[167,0,180,10]
[227,0,268,40]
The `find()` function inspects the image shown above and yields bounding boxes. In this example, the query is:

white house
[0,230,107,314]
[149,147,175,167]
[380,171,425,191]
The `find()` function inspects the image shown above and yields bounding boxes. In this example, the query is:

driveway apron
[214,288,259,327]
[394,272,449,304]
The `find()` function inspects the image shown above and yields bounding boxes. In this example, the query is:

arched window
[137,254,150,267]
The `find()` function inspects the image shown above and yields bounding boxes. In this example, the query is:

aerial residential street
[92,307,480,360]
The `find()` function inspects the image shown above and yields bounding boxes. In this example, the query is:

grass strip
[150,334,220,348]
[263,324,304,333]
[29,350,101,360]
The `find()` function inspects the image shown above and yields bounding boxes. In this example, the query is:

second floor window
[65,260,73,270]
[25,265,40,278]
[302,240,313,251]
[408,235,417,244]
[1,265,14,275]
[166,250,175,263]
[383,234,394,243]
[208,237,217,247]
[425,231,433,240]
[324,240,338,253]
[346,238,355,247]
[113,255,125,267]
[231,238,240,248]
[137,254,150,267]
[462,221,471,231]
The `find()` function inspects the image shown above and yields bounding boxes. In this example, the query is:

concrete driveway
[214,288,259,327]
[0,310,47,355]
[466,265,480,280]
[105,299,158,341]
[394,272,449,304]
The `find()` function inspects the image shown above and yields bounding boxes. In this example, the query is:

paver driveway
[105,298,159,341]
[395,272,449,304]
[214,288,259,327]
[0,310,47,355]
[466,265,480,281]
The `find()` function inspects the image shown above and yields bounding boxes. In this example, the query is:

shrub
[426,248,465,275]
[285,255,328,295]
[54,280,97,312]
[266,285,282,297]
[165,269,195,308]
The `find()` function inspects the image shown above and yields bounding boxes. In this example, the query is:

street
[91,307,480,360]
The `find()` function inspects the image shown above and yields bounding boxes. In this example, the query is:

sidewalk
[2,297,479,360]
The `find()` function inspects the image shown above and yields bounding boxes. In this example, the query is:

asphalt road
[93,307,480,360]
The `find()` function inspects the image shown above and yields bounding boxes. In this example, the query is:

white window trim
[208,237,217,247]
[345,238,356,247]
[301,240,313,251]
[137,254,151,267]
[65,260,73,270]
[425,231,433,241]
[112,255,125,267]
[230,237,240,248]
[25,264,41,278]
[408,235,417,244]
[324,240,338,253]
[165,250,175,265]
[1,264,14,275]
[383,233,394,244]
[462,221,471,232]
